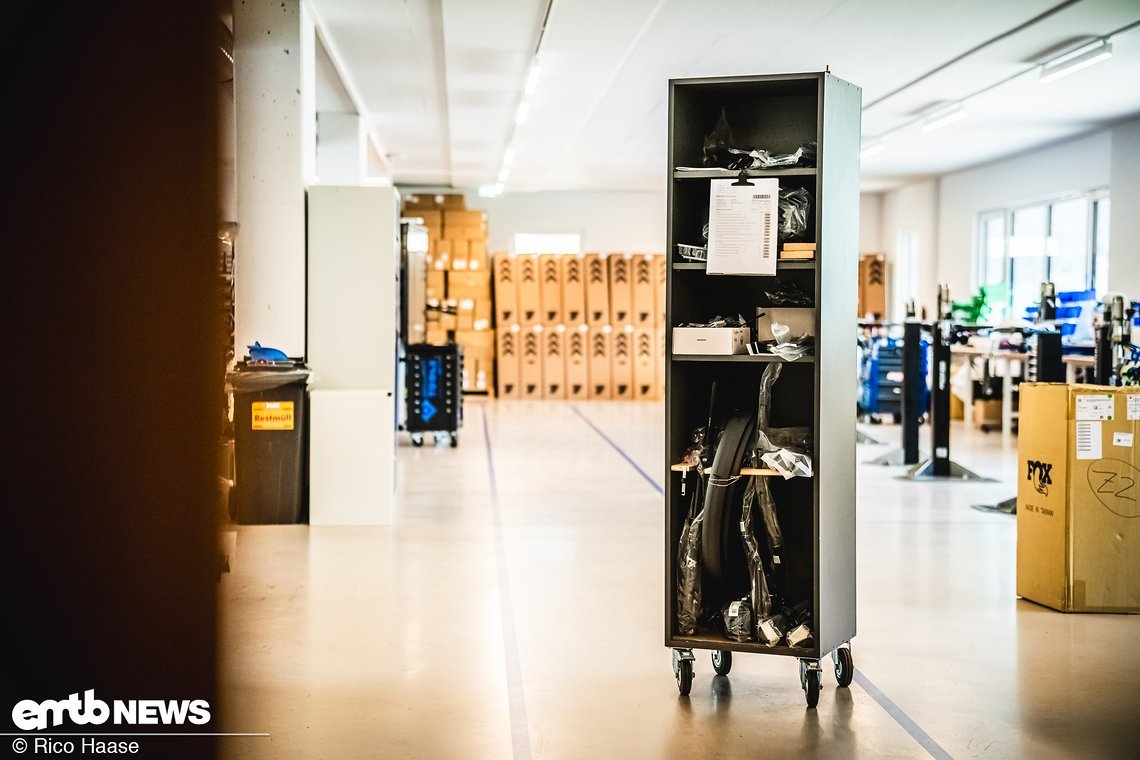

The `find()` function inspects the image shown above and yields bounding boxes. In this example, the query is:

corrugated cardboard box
[631,254,656,327]
[493,253,519,324]
[402,193,465,211]
[973,399,1001,430]
[611,325,634,400]
[473,300,492,331]
[520,326,544,399]
[403,208,442,231]
[448,239,470,270]
[584,253,610,326]
[655,327,666,399]
[442,210,487,239]
[542,325,566,399]
[468,241,489,271]
[561,255,587,325]
[426,270,446,301]
[565,325,590,400]
[653,253,667,326]
[447,271,491,301]
[425,326,448,345]
[1017,383,1140,613]
[608,254,634,326]
[539,254,563,325]
[588,326,612,399]
[456,299,475,331]
[496,325,522,399]
[858,253,887,319]
[633,328,657,400]
[516,254,541,326]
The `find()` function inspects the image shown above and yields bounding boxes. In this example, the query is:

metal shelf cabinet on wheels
[664,72,860,708]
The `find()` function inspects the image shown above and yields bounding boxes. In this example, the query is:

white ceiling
[308,0,1140,193]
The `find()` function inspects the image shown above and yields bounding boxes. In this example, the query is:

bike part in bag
[676,477,706,636]
[701,411,757,586]
[760,280,813,307]
[721,597,753,642]
[741,480,772,624]
[778,187,812,242]
[702,108,735,168]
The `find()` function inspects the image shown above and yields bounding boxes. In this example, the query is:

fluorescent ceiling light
[477,184,497,198]
[503,147,515,166]
[1040,39,1112,84]
[515,102,529,125]
[493,182,505,196]
[921,103,967,133]
[860,142,886,160]
[498,167,510,183]
[524,63,541,95]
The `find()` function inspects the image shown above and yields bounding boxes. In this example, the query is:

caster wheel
[675,659,693,696]
[804,670,820,708]
[411,433,424,447]
[834,647,853,688]
[449,432,458,448]
[711,650,732,676]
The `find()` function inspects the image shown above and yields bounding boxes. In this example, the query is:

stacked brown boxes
[858,253,887,319]
[402,193,496,394]
[492,252,667,400]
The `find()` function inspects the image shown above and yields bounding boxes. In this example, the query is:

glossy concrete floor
[218,401,1140,759]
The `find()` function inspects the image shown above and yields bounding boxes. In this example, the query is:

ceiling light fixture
[920,103,968,133]
[503,147,515,166]
[515,102,530,126]
[493,182,505,196]
[498,167,510,183]
[1039,38,1112,84]
[524,63,542,95]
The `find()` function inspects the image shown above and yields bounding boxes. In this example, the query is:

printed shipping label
[1075,394,1113,421]
[1075,421,1102,460]
[1113,432,1133,448]
[1129,394,1140,421]
[252,401,295,431]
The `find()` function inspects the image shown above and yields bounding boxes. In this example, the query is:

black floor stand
[868,322,926,465]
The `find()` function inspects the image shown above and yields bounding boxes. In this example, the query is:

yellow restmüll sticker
[252,401,294,430]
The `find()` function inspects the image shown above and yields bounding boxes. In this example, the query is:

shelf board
[670,463,810,478]
[673,168,817,179]
[671,353,814,363]
[668,631,815,658]
[672,260,816,271]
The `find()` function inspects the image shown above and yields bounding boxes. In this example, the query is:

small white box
[672,326,750,355]
[755,307,815,342]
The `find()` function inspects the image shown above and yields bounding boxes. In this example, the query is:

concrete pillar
[317,112,367,185]
[233,0,316,359]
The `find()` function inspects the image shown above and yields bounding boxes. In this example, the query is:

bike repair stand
[868,320,926,466]
[905,286,992,482]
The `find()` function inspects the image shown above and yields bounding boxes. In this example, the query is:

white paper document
[705,178,778,275]
[1113,432,1133,448]
[1075,394,1113,421]
[1076,421,1102,460]
[1128,394,1140,421]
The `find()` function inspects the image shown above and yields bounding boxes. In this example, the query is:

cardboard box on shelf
[493,253,518,324]
[565,324,590,400]
[496,325,522,399]
[448,239,470,270]
[456,299,475,331]
[542,325,566,399]
[608,254,634,326]
[516,254,542,326]
[655,327,666,399]
[402,193,466,212]
[1016,383,1140,613]
[468,241,489,271]
[561,255,587,325]
[438,299,458,331]
[447,271,491,300]
[454,329,495,353]
[631,254,656,327]
[611,325,634,400]
[442,210,487,239]
[588,326,612,399]
[584,253,610,326]
[402,208,442,232]
[539,254,563,325]
[779,242,816,261]
[425,327,448,345]
[426,270,446,301]
[653,253,667,326]
[433,240,452,271]
[858,253,887,319]
[473,300,493,331]
[520,326,544,399]
[633,328,657,400]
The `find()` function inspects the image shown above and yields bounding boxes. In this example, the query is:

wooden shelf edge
[669,464,811,478]
[671,261,817,271]
[672,167,817,179]
[671,353,815,363]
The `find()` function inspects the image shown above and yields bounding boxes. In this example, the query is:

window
[976,190,1108,319]
[513,232,582,255]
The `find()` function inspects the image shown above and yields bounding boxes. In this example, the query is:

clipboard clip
[731,169,753,186]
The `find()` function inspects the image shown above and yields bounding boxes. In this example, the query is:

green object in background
[951,284,1007,325]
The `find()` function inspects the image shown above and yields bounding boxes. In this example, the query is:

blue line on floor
[854,669,953,760]
[569,404,664,495]
[481,407,533,760]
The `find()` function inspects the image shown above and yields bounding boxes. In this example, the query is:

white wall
[859,192,883,252]
[1109,118,1140,296]
[937,130,1113,298]
[880,179,939,318]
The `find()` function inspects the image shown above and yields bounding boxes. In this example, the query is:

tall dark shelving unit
[664,72,860,707]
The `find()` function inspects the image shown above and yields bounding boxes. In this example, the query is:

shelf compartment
[667,631,817,658]
[671,353,814,363]
[673,167,816,179]
[670,463,812,478]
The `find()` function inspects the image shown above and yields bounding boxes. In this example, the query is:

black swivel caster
[711,650,732,676]
[411,433,424,447]
[449,432,458,448]
[832,645,853,688]
[672,649,694,696]
[799,659,822,708]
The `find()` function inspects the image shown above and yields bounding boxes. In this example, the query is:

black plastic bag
[741,480,772,628]
[721,596,753,642]
[778,187,812,242]
[702,108,734,168]
[676,477,706,635]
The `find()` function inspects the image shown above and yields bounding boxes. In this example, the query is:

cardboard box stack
[493,252,667,400]
[403,193,495,394]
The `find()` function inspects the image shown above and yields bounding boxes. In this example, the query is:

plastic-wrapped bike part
[778,187,812,242]
[741,480,772,626]
[721,597,753,642]
[755,426,812,456]
[755,362,783,434]
[676,477,706,636]
[701,412,756,584]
